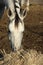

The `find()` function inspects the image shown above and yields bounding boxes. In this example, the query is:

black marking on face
[15,5,20,8]
[14,5,21,27]
[15,13,19,27]
[14,0,21,6]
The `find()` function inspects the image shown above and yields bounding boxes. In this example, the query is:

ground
[0,5,43,53]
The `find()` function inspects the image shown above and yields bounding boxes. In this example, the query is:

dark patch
[8,29,11,35]
[15,4,21,27]
[13,0,22,27]
[0,53,4,61]
[8,9,12,16]
[0,3,5,18]
[14,0,21,6]
[23,9,27,16]
[15,5,20,8]
[15,13,19,27]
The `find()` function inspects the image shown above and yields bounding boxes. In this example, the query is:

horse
[1,0,29,51]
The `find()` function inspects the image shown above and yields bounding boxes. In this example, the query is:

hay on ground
[0,49,43,65]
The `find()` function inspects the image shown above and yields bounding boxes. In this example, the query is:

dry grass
[0,49,43,65]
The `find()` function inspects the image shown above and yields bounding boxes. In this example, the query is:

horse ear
[21,9,27,19]
[20,7,29,20]
[8,9,12,16]
[7,9,15,20]
[4,0,15,20]
[20,0,29,20]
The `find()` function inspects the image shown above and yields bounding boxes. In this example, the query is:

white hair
[5,0,29,51]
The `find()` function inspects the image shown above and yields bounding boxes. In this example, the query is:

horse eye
[8,9,12,16]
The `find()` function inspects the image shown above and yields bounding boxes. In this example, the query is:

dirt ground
[0,5,43,53]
